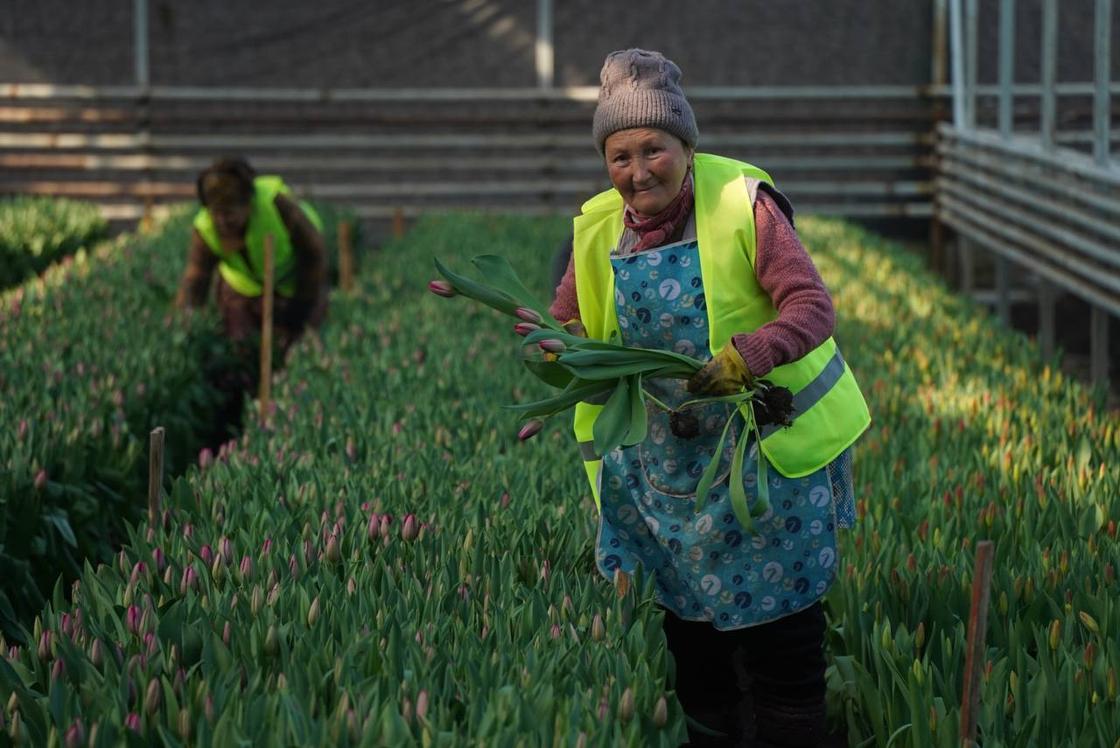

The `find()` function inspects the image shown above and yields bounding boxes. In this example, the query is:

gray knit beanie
[592,48,699,154]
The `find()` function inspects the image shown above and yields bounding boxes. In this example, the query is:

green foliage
[0,197,108,290]
[1,213,1117,745]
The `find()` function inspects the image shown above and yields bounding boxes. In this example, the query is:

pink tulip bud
[261,537,272,557]
[325,535,341,563]
[392,421,403,435]
[34,469,48,492]
[219,537,233,565]
[345,438,357,462]
[64,720,85,748]
[347,577,358,596]
[124,712,142,733]
[60,612,73,638]
[416,690,429,720]
[126,605,142,635]
[402,514,419,541]
[51,658,65,680]
[513,322,541,337]
[198,448,213,469]
[367,513,380,543]
[288,554,300,580]
[199,545,213,566]
[17,420,28,441]
[222,622,231,646]
[179,565,198,595]
[427,280,457,298]
[500,491,511,508]
[152,548,166,572]
[379,515,392,539]
[143,632,157,656]
[145,678,161,716]
[90,639,103,667]
[515,307,543,323]
[550,623,562,640]
[538,339,565,354]
[518,420,544,441]
[540,560,551,583]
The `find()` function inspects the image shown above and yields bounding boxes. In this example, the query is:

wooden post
[148,427,165,525]
[339,220,354,293]
[960,540,995,747]
[392,207,405,239]
[259,234,275,421]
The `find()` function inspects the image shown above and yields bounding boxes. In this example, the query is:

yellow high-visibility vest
[572,153,870,508]
[193,175,322,298]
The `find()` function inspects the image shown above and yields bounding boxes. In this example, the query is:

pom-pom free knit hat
[592,48,699,154]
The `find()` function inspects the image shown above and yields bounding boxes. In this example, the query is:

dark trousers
[662,603,828,747]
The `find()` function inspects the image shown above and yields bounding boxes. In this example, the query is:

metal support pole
[950,0,967,127]
[1040,0,1058,150]
[535,0,554,89]
[1038,279,1056,359]
[133,0,149,88]
[1094,0,1112,166]
[998,0,1016,137]
[965,0,979,128]
[933,0,949,87]
[995,255,1011,325]
[959,237,976,294]
[1091,306,1110,388]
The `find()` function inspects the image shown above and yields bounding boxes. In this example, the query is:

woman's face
[604,128,693,216]
[211,203,251,240]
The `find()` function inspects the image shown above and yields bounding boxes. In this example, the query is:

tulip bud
[1079,611,1100,634]
[402,514,419,541]
[198,448,213,468]
[125,713,141,733]
[379,515,392,539]
[178,708,191,741]
[515,307,543,323]
[90,638,103,667]
[33,469,48,492]
[63,719,85,748]
[308,597,321,627]
[326,535,341,563]
[180,565,198,595]
[538,339,565,354]
[513,322,541,337]
[652,695,668,728]
[37,630,52,661]
[367,513,380,543]
[591,614,605,642]
[199,545,213,566]
[288,554,300,580]
[550,623,562,640]
[222,622,231,646]
[17,419,28,441]
[260,537,272,557]
[618,688,634,723]
[518,419,544,441]
[264,625,280,657]
[50,658,65,681]
[427,280,456,298]
[9,711,20,743]
[239,555,253,583]
[1049,619,1061,650]
[915,621,926,651]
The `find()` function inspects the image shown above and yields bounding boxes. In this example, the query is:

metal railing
[939,0,1117,386]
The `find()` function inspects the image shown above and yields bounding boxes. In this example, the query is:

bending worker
[175,157,328,355]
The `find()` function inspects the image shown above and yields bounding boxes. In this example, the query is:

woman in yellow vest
[175,157,328,355]
[549,50,870,747]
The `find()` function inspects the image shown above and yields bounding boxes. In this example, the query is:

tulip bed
[0,203,359,631]
[2,212,1117,746]
[0,197,108,291]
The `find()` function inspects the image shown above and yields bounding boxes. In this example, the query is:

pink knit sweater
[548,190,835,378]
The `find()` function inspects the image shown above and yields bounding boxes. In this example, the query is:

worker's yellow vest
[193,175,321,298]
[572,153,871,507]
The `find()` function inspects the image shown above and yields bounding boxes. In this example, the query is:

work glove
[562,319,586,337]
[686,341,753,396]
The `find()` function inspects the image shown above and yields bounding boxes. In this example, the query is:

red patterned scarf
[622,171,694,252]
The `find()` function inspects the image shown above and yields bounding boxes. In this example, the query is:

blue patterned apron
[594,239,855,630]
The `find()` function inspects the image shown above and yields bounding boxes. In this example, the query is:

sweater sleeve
[730,189,835,378]
[175,229,218,309]
[549,252,581,323]
[274,194,327,307]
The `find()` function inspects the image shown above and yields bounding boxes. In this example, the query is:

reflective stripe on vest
[193,176,322,298]
[571,153,870,507]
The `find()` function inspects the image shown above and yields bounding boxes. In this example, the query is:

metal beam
[133,0,149,88]
[998,0,1016,137]
[950,0,967,127]
[1094,0,1112,166]
[535,0,554,89]
[1040,0,1058,150]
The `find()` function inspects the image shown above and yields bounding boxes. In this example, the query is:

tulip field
[1,209,1118,746]
[0,198,107,291]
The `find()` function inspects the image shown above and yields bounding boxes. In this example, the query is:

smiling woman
[548,48,870,747]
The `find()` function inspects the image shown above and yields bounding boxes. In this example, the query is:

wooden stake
[960,539,995,747]
[339,220,354,293]
[259,233,275,421]
[148,426,165,525]
[392,207,405,239]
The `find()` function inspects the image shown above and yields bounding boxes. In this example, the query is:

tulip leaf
[504,378,614,418]
[622,375,647,447]
[593,377,633,455]
[728,417,755,533]
[433,257,520,315]
[694,412,736,514]
[522,358,575,389]
[470,255,553,319]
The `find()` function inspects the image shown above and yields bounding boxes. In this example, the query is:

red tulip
[514,322,541,337]
[33,469,48,492]
[402,514,419,541]
[537,339,565,354]
[427,280,456,298]
[518,420,544,441]
[515,307,543,323]
[125,713,142,733]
